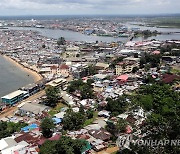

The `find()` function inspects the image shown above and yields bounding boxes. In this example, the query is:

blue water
[0,55,34,101]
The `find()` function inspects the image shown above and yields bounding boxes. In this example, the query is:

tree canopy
[140,53,161,68]
[45,86,60,107]
[0,121,27,139]
[131,83,180,153]
[57,37,66,46]
[40,117,55,138]
[106,118,128,139]
[86,65,97,75]
[63,109,86,131]
[39,136,86,154]
[67,79,94,100]
[106,96,129,116]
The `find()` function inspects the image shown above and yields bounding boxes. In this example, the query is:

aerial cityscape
[0,0,180,154]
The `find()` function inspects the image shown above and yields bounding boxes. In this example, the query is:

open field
[147,17,180,28]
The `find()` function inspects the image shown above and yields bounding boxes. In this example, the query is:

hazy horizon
[0,0,179,16]
[0,13,180,16]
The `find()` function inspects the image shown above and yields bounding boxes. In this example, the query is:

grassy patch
[83,111,98,127]
[150,17,180,28]
[48,102,67,116]
[171,69,180,75]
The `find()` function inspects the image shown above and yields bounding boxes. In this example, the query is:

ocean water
[0,55,34,101]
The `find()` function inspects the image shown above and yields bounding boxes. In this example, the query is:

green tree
[67,79,84,93]
[63,109,86,131]
[45,86,59,107]
[132,67,139,73]
[40,136,86,154]
[115,118,128,134]
[135,84,180,153]
[106,118,128,138]
[67,79,94,100]
[56,136,86,154]
[138,95,153,111]
[79,84,94,100]
[0,121,27,139]
[140,53,161,69]
[39,140,57,154]
[40,117,55,138]
[106,96,128,116]
[57,37,66,46]
[87,79,94,86]
[42,44,46,48]
[86,109,94,119]
[79,104,85,115]
[87,65,97,75]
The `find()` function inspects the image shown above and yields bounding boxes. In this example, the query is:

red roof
[50,65,58,70]
[82,77,88,80]
[126,125,132,134]
[59,64,69,70]
[14,151,19,154]
[117,74,129,81]
[162,74,179,83]
[15,133,44,145]
[37,134,60,145]
[77,134,90,140]
[152,50,160,55]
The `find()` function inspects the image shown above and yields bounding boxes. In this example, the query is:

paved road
[0,90,45,119]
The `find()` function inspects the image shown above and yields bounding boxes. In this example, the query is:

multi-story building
[1,90,28,106]
[115,61,139,75]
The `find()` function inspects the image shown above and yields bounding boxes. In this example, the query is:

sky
[0,0,179,16]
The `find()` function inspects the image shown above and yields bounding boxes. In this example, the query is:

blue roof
[21,123,38,132]
[52,117,62,124]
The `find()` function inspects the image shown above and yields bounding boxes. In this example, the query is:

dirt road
[96,146,119,154]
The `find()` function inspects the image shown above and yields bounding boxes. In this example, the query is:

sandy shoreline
[3,55,43,83]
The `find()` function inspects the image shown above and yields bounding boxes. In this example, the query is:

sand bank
[3,55,43,83]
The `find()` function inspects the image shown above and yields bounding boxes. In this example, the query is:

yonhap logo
[116,135,180,149]
[116,134,133,150]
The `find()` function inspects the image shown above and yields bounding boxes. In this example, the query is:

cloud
[0,0,179,15]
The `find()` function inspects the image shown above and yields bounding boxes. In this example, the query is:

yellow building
[116,61,139,75]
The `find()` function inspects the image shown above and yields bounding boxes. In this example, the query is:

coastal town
[0,17,180,154]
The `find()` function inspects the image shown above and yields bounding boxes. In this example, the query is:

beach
[3,55,43,83]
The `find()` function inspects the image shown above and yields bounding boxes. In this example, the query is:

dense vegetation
[67,79,94,100]
[134,30,159,38]
[63,108,95,131]
[39,136,86,154]
[86,65,97,75]
[160,43,180,56]
[106,118,128,140]
[130,84,180,153]
[45,86,60,107]
[40,117,55,138]
[150,17,180,28]
[104,83,179,153]
[0,121,27,139]
[57,37,66,46]
[106,96,129,116]
[140,53,161,69]
[63,109,86,131]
